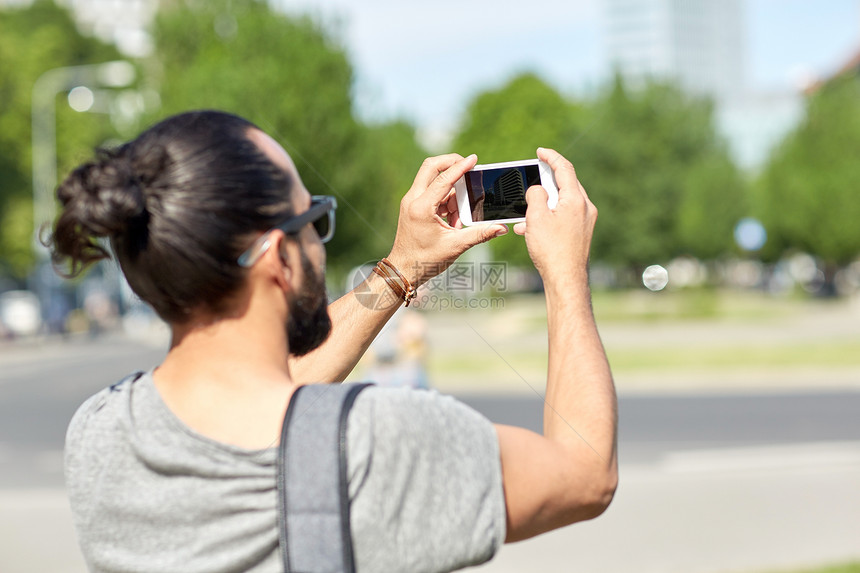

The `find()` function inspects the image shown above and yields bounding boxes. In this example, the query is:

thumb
[525,185,550,222]
[461,223,508,249]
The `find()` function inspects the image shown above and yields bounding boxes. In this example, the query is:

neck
[150,298,297,450]
[156,287,294,393]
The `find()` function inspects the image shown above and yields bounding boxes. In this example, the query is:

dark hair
[49,110,295,323]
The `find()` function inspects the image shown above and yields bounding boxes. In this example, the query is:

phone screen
[466,164,541,222]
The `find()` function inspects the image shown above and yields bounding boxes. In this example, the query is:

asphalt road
[0,335,166,487]
[1,334,859,572]
[3,334,859,487]
[458,391,860,465]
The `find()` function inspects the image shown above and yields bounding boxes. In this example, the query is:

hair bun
[49,148,150,276]
[57,148,148,238]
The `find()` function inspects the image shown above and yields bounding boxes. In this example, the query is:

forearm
[289,271,401,383]
[543,278,617,472]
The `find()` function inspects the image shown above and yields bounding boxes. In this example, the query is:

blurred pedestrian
[363,307,429,389]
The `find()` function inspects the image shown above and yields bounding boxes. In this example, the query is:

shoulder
[352,385,493,436]
[66,372,144,446]
[64,371,147,479]
[346,386,506,572]
[347,386,500,474]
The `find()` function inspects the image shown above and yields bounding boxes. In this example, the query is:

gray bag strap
[277,382,372,573]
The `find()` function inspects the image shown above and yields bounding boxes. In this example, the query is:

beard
[286,250,332,357]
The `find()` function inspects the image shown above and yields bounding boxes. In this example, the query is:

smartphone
[454,159,558,225]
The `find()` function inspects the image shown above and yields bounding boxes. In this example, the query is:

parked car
[0,290,42,338]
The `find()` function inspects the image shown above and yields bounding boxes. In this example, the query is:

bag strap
[277,382,372,573]
[109,371,144,392]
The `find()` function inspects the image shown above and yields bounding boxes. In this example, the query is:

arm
[497,148,618,542]
[290,154,507,384]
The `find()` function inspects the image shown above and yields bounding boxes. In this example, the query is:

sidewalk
[0,490,86,573]
[470,444,860,573]
[5,445,859,573]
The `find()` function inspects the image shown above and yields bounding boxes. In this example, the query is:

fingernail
[494,226,508,237]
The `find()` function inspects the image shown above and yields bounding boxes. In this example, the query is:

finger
[449,210,463,228]
[536,147,579,197]
[437,196,451,218]
[459,224,508,249]
[445,190,458,215]
[422,153,477,206]
[445,193,463,227]
[524,184,550,221]
[513,221,527,235]
[411,154,465,196]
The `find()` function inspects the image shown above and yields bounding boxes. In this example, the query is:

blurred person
[82,287,118,336]
[363,307,429,389]
[49,110,617,572]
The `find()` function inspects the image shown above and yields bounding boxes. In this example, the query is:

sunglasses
[237,195,337,268]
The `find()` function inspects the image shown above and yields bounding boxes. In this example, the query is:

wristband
[372,258,417,307]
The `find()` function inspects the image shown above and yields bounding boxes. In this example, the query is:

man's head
[50,110,332,353]
[244,129,333,356]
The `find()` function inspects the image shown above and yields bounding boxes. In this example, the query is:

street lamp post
[30,60,136,258]
[29,61,136,329]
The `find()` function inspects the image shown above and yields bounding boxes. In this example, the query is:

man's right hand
[514,147,597,293]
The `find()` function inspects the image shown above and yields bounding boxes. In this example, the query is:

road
[1,335,859,572]
[458,392,860,465]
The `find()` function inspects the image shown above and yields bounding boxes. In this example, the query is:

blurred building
[602,0,804,172]
[715,93,803,171]
[604,0,744,101]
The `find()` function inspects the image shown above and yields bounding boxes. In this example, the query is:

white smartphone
[454,159,558,226]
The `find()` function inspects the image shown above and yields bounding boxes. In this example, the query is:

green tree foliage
[575,76,746,269]
[454,73,584,162]
[0,0,120,278]
[451,73,746,271]
[452,73,586,264]
[755,73,860,266]
[149,0,426,275]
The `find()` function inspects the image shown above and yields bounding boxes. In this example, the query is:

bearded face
[286,249,332,357]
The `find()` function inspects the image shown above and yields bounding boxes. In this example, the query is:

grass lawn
[421,288,860,384]
[590,287,827,322]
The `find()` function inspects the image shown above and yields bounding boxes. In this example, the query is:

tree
[149,0,426,276]
[0,0,121,279]
[573,76,746,270]
[755,73,860,271]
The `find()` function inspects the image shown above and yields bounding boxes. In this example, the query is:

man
[52,110,616,572]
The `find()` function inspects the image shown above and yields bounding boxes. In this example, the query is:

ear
[263,230,300,295]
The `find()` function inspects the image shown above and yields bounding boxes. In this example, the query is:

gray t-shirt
[65,373,506,572]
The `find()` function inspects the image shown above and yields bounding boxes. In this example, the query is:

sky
[273,0,860,147]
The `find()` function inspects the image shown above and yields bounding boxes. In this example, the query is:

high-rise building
[602,0,808,172]
[603,0,745,101]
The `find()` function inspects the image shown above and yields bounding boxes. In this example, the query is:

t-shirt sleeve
[346,387,506,573]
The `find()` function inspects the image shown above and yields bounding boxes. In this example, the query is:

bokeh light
[642,264,669,291]
[68,86,94,112]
